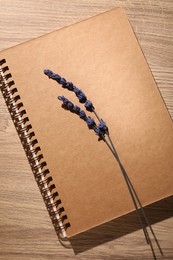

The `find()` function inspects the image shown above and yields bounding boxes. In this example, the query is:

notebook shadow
[61,195,173,254]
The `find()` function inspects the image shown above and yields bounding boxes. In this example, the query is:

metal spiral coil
[39,176,53,185]
[46,199,62,209]
[16,117,29,126]
[42,184,56,192]
[0,59,70,234]
[12,109,26,118]
[55,222,71,231]
[52,214,67,224]
[43,191,59,200]
[50,206,64,216]
[1,65,9,73]
[36,169,49,178]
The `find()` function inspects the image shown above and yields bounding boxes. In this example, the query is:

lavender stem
[93,110,149,242]
[103,137,151,244]
[103,136,163,259]
[93,107,162,256]
[105,134,163,256]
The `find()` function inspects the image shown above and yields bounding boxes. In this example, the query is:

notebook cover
[0,7,173,237]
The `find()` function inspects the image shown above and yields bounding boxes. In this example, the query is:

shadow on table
[64,195,173,254]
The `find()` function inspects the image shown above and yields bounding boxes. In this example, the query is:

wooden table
[0,1,173,259]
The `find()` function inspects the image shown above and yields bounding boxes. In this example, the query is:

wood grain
[0,1,173,259]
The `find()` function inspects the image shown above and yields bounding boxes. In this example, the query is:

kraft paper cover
[0,8,173,237]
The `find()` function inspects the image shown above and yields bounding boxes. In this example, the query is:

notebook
[0,7,173,238]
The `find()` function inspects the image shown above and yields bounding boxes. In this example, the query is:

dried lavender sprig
[58,96,152,247]
[53,72,154,246]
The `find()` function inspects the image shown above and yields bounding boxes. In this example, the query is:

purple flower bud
[98,120,108,134]
[77,91,87,103]
[66,82,74,91]
[79,110,86,119]
[85,116,96,129]
[59,78,66,85]
[44,69,61,82]
[58,95,67,102]
[73,105,80,113]
[98,119,108,132]
[44,69,54,77]
[84,100,94,111]
[73,86,87,103]
[58,96,74,111]
[73,86,80,94]
[93,126,102,136]
[67,101,74,109]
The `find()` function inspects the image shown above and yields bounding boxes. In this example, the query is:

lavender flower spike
[44,69,87,102]
[58,95,86,119]
[57,96,105,138]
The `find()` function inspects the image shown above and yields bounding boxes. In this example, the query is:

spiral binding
[0,59,70,235]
